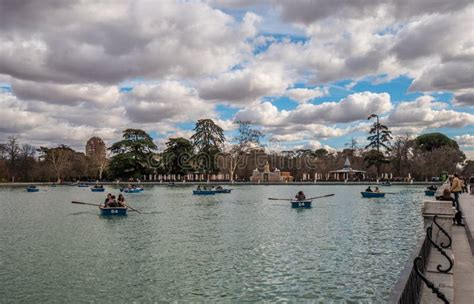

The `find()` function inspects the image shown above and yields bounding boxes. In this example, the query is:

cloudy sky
[0,0,473,157]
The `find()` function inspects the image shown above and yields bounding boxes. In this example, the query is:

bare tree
[38,145,75,182]
[227,121,263,181]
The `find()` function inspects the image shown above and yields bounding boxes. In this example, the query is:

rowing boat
[26,187,39,192]
[424,190,436,196]
[99,206,127,216]
[291,199,312,208]
[214,188,232,193]
[361,192,385,198]
[120,188,144,193]
[91,187,105,192]
[193,190,216,195]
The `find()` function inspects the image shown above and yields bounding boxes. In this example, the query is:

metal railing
[390,225,432,304]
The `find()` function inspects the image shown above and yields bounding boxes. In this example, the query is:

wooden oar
[72,200,141,213]
[306,193,335,200]
[268,193,335,201]
[124,203,141,213]
[71,201,101,207]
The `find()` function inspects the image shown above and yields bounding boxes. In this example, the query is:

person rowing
[365,186,372,192]
[118,194,126,207]
[295,191,306,201]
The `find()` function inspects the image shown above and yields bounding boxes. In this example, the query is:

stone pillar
[422,200,456,245]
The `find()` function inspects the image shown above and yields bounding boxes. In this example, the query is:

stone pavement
[454,193,474,303]
[419,193,474,304]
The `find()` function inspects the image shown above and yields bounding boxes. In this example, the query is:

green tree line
[0,119,471,182]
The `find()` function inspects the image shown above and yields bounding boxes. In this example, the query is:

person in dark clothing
[365,186,372,192]
[295,191,306,201]
[104,193,112,207]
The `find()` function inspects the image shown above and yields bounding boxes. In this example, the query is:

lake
[0,185,425,302]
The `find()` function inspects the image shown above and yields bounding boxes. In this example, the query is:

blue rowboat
[91,187,105,192]
[100,207,127,216]
[361,192,385,198]
[291,200,312,208]
[78,184,89,187]
[425,190,436,196]
[193,190,216,195]
[121,188,143,193]
[26,187,39,192]
[214,188,232,193]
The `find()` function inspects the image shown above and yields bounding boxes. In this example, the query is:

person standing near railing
[450,173,462,208]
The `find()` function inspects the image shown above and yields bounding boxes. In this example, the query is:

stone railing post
[422,200,455,247]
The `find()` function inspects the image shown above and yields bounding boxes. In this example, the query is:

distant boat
[424,190,436,196]
[291,199,312,208]
[193,189,216,195]
[91,187,105,192]
[120,188,143,193]
[26,186,39,192]
[78,183,89,187]
[214,188,232,193]
[100,206,127,216]
[361,192,385,198]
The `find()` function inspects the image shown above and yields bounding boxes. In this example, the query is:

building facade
[250,161,294,182]
[85,137,106,160]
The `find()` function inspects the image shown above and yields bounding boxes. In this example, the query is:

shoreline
[0,181,443,186]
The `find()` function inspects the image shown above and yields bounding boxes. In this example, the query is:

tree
[228,121,263,181]
[411,133,465,180]
[390,135,412,178]
[162,137,194,178]
[414,133,459,152]
[365,114,392,177]
[3,137,21,181]
[38,145,75,182]
[191,119,225,180]
[16,144,36,181]
[108,129,157,179]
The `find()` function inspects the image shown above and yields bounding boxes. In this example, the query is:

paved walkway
[420,193,474,304]
[453,193,474,303]
[459,193,474,255]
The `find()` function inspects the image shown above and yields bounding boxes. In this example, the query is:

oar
[268,194,335,201]
[124,203,141,213]
[71,201,101,207]
[306,193,335,200]
[72,200,141,213]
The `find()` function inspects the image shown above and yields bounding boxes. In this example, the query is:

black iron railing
[390,217,454,304]
[390,225,432,304]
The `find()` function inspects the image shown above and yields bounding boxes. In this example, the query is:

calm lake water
[0,185,425,303]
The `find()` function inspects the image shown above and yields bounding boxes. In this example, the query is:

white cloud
[388,95,474,130]
[198,62,290,105]
[123,82,214,123]
[286,87,328,104]
[0,1,259,84]
[455,134,474,147]
[289,92,392,124]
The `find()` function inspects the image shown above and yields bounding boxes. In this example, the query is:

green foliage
[191,119,225,177]
[414,133,459,152]
[366,123,392,151]
[191,119,225,152]
[314,148,329,158]
[364,150,389,170]
[162,137,194,176]
[108,129,157,178]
